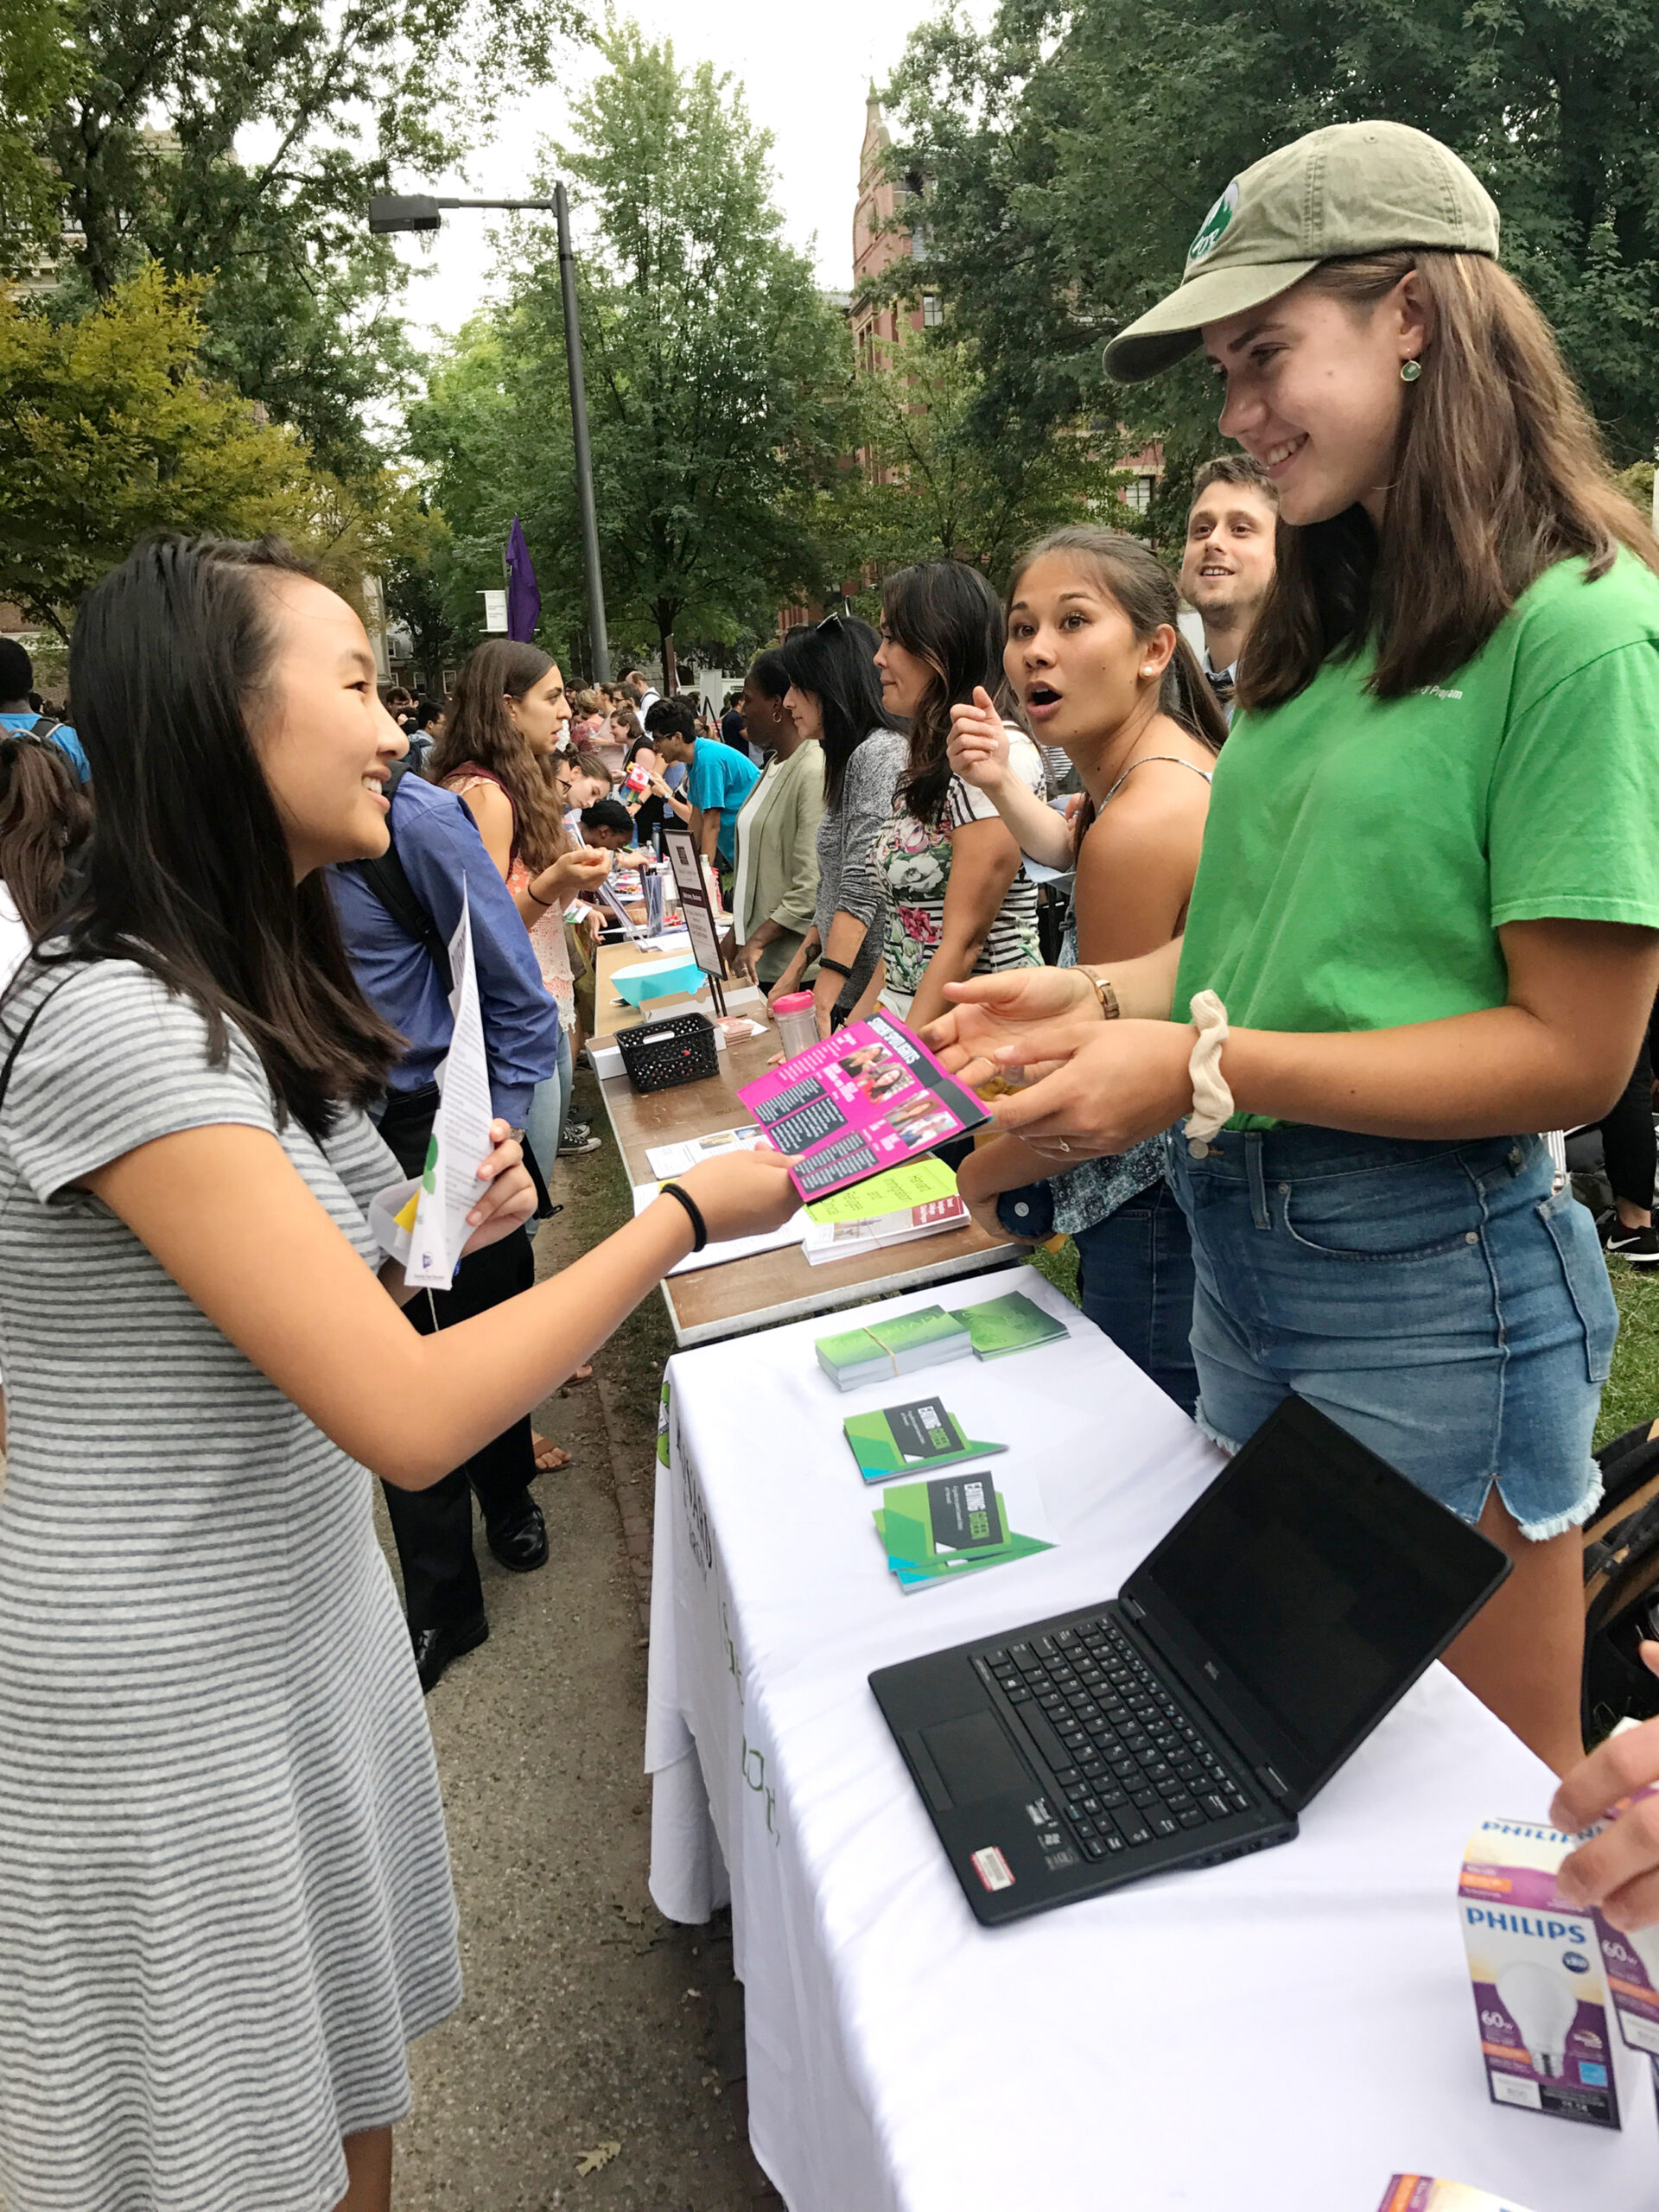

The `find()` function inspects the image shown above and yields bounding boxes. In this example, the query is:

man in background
[331,761,563,1693]
[1177,454,1279,721]
[645,696,759,880]
[620,666,660,730]
[0,639,90,782]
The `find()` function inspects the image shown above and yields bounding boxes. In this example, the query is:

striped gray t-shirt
[0,959,461,2210]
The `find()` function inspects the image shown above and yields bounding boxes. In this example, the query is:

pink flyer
[738,1013,990,1200]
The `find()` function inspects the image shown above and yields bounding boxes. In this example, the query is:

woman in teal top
[925,120,1659,1778]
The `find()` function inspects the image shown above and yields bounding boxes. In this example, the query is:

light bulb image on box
[1495,1960,1578,2077]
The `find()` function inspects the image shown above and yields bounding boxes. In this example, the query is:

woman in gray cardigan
[769,617,906,1034]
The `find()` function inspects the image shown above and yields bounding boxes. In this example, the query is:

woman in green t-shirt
[924,121,1659,1777]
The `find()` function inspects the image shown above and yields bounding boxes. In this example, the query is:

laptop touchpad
[920,1711,1031,1806]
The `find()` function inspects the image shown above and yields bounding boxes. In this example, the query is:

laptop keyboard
[976,1615,1256,1862]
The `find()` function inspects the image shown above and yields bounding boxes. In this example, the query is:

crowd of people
[4,114,1659,2211]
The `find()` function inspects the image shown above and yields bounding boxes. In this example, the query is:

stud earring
[1400,358,1422,384]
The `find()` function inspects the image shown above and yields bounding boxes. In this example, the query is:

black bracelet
[818,955,853,980]
[659,1180,708,1252]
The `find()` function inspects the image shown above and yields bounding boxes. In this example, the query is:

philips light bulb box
[1459,1817,1620,2128]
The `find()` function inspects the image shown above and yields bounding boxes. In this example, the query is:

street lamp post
[368,191,612,683]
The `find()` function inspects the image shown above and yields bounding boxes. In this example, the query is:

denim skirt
[1165,1127,1615,1540]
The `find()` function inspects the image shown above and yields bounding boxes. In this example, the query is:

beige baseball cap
[1103,120,1499,382]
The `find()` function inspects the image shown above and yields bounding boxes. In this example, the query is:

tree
[885,0,1659,473]
[522,23,857,683]
[33,0,584,472]
[0,1,79,259]
[843,318,1130,583]
[0,263,330,634]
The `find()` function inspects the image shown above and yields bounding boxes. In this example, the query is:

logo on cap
[1187,181,1239,267]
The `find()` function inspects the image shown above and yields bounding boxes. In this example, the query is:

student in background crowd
[0,639,90,784]
[769,616,906,1035]
[332,714,566,1685]
[870,563,1046,1031]
[927,122,1659,1774]
[1177,455,1281,719]
[576,797,648,857]
[405,699,445,770]
[948,531,1227,1411]
[1591,996,1659,1262]
[720,687,753,760]
[620,733,678,849]
[0,728,91,992]
[620,667,660,730]
[428,645,611,1215]
[722,648,826,988]
[645,696,760,876]
[608,703,646,761]
[0,534,801,2212]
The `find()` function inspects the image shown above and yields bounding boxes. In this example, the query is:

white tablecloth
[645,1269,1656,2211]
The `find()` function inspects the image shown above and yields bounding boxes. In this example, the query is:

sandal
[532,1433,573,1473]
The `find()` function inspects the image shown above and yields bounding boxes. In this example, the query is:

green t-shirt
[1174,553,1659,1126]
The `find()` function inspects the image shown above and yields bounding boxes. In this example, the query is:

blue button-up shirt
[329,772,561,1127]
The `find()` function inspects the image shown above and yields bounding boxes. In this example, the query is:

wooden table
[588,940,1021,1347]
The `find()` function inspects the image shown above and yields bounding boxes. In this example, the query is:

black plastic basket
[619,1010,719,1095]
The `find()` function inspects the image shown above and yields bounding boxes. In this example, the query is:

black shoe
[411,1613,489,1694]
[1607,1224,1659,1265]
[486,1495,549,1573]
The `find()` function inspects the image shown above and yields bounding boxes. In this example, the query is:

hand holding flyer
[737,1013,990,1201]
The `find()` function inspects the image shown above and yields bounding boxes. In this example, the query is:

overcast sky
[385,0,989,340]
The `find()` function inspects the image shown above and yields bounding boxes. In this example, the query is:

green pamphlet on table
[874,1467,1055,1593]
[843,1396,1007,1482]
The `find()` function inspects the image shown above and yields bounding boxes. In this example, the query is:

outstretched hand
[921,968,1100,1085]
[946,685,1010,791]
[1554,1643,1659,1933]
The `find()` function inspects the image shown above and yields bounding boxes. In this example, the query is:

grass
[1599,1254,1659,1450]
[1024,1235,1659,1455]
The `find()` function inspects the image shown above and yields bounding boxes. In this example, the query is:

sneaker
[562,1121,591,1141]
[558,1128,601,1157]
[1606,1224,1659,1265]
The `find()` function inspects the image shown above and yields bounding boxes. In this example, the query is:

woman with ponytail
[947,531,1224,1410]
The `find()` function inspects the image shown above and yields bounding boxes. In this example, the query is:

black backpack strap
[347,759,454,995]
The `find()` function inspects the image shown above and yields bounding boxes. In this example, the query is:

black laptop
[869,1395,1510,1925]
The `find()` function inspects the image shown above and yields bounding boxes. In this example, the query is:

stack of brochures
[874,1467,1055,1593]
[951,1289,1071,1359]
[842,1396,1007,1483]
[803,1195,967,1264]
[815,1305,972,1391]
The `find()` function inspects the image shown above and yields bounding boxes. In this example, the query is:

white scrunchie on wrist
[1184,989,1232,1156]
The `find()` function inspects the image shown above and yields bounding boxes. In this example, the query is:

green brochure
[842,1396,1007,1483]
[950,1289,1071,1360]
[874,1468,1055,1594]
[816,1303,973,1389]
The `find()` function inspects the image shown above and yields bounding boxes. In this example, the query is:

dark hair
[0,637,32,702]
[415,698,443,730]
[1243,251,1659,710]
[747,648,790,700]
[580,798,634,836]
[1190,453,1278,506]
[0,733,91,933]
[776,616,894,810]
[40,536,399,1136]
[645,697,697,744]
[1006,528,1229,855]
[427,639,566,871]
[569,747,612,786]
[881,563,1006,828]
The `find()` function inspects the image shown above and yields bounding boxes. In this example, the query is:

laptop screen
[1129,1397,1508,1802]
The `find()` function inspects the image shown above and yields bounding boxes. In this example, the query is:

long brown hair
[883,563,1006,828]
[1242,251,1659,710]
[428,639,568,872]
[1006,528,1228,855]
[0,733,91,933]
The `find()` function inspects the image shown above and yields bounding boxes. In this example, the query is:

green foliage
[885,0,1659,470]
[0,262,432,634]
[36,0,585,471]
[0,1,80,257]
[842,319,1135,586]
[406,24,857,680]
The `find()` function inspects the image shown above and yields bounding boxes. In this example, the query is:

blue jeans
[1166,1127,1615,1539]
[1072,1179,1198,1415]
[525,1030,573,1188]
